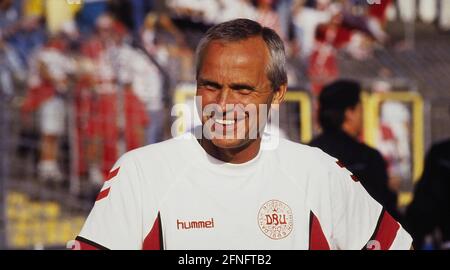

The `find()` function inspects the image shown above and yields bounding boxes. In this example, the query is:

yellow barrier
[6,192,85,249]
[363,91,424,207]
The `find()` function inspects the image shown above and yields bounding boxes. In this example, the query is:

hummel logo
[177,218,215,230]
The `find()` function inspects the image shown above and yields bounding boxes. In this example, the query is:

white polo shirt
[76,130,412,250]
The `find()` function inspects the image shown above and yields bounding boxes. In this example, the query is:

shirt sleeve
[329,159,413,250]
[75,153,145,250]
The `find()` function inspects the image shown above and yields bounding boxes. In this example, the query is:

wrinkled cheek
[197,96,216,122]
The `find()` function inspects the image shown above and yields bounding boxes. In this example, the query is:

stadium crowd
[0,0,402,186]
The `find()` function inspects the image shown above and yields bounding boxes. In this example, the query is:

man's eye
[202,85,219,91]
[237,89,253,95]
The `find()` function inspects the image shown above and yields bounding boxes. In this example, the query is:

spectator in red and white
[77,14,149,186]
[108,21,150,152]
[338,1,389,48]
[307,2,345,97]
[21,33,76,183]
[372,68,412,196]
[308,1,386,96]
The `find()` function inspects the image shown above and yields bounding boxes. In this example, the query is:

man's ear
[272,83,287,105]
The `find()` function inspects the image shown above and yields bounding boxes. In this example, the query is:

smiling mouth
[214,118,236,125]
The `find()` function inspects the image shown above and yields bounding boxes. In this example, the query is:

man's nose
[217,88,233,112]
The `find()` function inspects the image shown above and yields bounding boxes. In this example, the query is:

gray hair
[195,19,287,91]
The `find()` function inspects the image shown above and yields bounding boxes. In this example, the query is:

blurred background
[0,0,449,250]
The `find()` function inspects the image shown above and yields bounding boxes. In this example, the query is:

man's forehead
[205,37,269,57]
[201,41,268,73]
[198,37,271,85]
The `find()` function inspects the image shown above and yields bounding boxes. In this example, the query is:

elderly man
[75,19,412,250]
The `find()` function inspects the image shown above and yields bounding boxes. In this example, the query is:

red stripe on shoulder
[336,160,345,168]
[95,187,110,201]
[309,211,330,250]
[373,211,400,250]
[143,212,163,250]
[105,167,120,182]
[77,241,99,250]
[364,210,400,250]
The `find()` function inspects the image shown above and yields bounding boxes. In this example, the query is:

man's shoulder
[275,138,339,173]
[118,134,197,170]
[111,135,197,196]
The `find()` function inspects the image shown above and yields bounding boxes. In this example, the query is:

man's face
[344,102,363,138]
[196,37,285,150]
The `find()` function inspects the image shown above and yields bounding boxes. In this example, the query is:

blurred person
[371,70,412,195]
[138,14,168,144]
[292,0,331,58]
[73,54,97,181]
[310,80,400,220]
[307,3,345,97]
[74,19,411,250]
[78,13,124,185]
[307,0,391,96]
[115,23,161,146]
[141,12,193,83]
[21,34,76,183]
[254,0,284,39]
[77,15,149,186]
[405,139,450,250]
[113,43,150,153]
[339,0,389,44]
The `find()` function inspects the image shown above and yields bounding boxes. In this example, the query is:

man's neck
[198,138,262,164]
